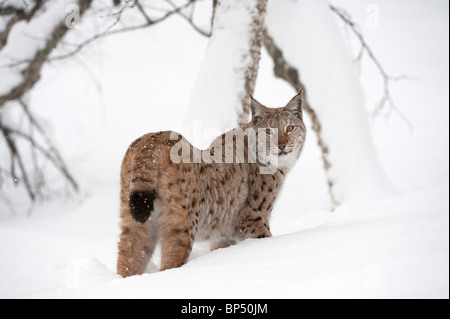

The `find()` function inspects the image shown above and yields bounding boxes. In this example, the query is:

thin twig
[0,191,17,215]
[165,0,211,37]
[263,28,339,207]
[329,5,412,129]
[135,0,153,24]
[49,0,195,61]
[0,124,35,201]
[0,0,206,69]
[18,99,78,191]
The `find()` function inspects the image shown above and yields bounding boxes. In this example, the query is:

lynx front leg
[210,238,237,251]
[237,208,272,240]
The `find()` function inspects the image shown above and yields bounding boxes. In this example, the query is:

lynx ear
[250,95,266,125]
[285,91,303,119]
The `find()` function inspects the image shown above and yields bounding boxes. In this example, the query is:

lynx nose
[278,142,286,151]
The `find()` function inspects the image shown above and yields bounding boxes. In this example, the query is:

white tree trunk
[266,0,397,204]
[183,0,267,149]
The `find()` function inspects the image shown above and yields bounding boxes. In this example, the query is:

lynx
[117,93,306,277]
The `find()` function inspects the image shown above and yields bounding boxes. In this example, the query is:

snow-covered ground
[0,0,448,298]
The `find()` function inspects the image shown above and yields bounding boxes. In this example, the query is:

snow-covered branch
[0,0,44,50]
[0,0,93,106]
[48,0,206,62]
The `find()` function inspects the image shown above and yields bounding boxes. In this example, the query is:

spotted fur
[117,93,306,277]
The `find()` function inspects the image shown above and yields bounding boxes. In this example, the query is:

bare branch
[329,5,412,129]
[0,190,17,215]
[263,28,338,206]
[47,0,199,62]
[0,123,35,201]
[0,0,209,68]
[18,99,78,192]
[212,0,218,28]
[165,0,211,37]
[135,0,153,24]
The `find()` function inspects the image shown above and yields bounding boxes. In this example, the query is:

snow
[0,0,448,299]
[88,187,448,299]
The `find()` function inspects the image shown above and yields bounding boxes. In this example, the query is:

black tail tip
[130,190,156,224]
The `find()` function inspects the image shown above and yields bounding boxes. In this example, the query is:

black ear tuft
[130,190,156,224]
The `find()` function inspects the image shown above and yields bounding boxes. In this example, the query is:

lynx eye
[286,125,295,133]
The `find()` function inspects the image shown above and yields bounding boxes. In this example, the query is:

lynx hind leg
[158,175,199,271]
[159,203,196,271]
[117,199,160,277]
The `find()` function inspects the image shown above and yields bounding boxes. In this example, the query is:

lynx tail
[130,190,156,224]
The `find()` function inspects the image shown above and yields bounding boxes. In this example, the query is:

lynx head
[250,92,307,171]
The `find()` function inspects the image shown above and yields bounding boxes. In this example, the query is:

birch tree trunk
[184,0,267,147]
